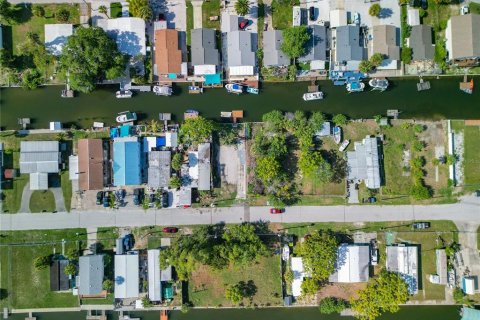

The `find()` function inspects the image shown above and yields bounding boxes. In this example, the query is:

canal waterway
[1,76,479,130]
[5,306,463,320]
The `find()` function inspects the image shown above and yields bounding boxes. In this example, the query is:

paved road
[1,196,479,231]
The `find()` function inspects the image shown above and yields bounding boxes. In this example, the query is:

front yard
[271,0,297,30]
[29,190,56,212]
[202,0,220,29]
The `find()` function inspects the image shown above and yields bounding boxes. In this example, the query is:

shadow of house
[50,259,70,291]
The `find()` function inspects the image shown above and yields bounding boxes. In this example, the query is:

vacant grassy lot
[202,0,220,29]
[30,190,56,212]
[271,0,297,30]
[189,255,282,307]
[463,126,480,187]
[0,229,86,309]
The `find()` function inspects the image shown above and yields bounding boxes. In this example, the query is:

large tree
[235,0,250,16]
[351,270,409,320]
[281,26,310,60]
[179,116,215,146]
[256,154,281,184]
[297,231,338,282]
[222,224,268,266]
[59,27,126,93]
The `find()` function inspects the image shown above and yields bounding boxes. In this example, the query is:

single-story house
[408,25,435,61]
[177,187,192,207]
[335,25,366,70]
[19,141,60,190]
[191,28,219,75]
[113,137,141,186]
[347,136,382,189]
[78,139,104,190]
[188,143,211,190]
[263,30,290,67]
[370,25,400,70]
[298,25,328,70]
[78,255,105,297]
[44,24,73,56]
[147,249,173,302]
[329,244,370,283]
[50,259,70,291]
[445,14,480,66]
[225,31,256,76]
[155,29,182,75]
[114,252,140,299]
[97,17,146,56]
[148,150,171,188]
[386,245,419,294]
[291,257,306,297]
[407,8,420,26]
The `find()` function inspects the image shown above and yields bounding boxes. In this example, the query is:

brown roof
[155,29,182,75]
[447,14,480,60]
[371,25,400,60]
[78,139,104,190]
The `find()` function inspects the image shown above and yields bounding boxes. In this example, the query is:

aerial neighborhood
[0,0,480,319]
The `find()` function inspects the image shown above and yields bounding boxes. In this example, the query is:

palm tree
[127,0,153,21]
[137,5,153,20]
[98,5,110,18]
[235,0,250,16]
[149,119,159,133]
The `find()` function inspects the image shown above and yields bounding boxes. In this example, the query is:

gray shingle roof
[371,25,400,60]
[263,30,290,67]
[409,25,434,61]
[226,31,256,67]
[446,14,480,60]
[191,28,220,66]
[79,255,104,295]
[335,25,366,63]
[299,25,328,63]
[148,151,171,188]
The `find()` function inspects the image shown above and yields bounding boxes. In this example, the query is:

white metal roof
[386,245,418,294]
[197,143,211,191]
[44,24,73,56]
[114,253,139,299]
[194,64,217,75]
[329,244,370,283]
[291,257,305,297]
[408,9,420,26]
[30,172,49,190]
[229,66,254,76]
[347,136,381,189]
[147,250,162,301]
[166,132,178,147]
[97,17,146,56]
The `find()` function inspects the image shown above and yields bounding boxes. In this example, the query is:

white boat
[116,90,133,98]
[225,83,244,94]
[246,87,259,94]
[333,126,342,144]
[220,112,232,118]
[153,85,173,96]
[339,139,350,152]
[282,245,290,261]
[302,91,324,101]
[188,86,203,94]
[369,78,389,91]
[346,81,365,93]
[116,111,137,123]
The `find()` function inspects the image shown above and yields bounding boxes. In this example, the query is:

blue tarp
[113,140,141,186]
[157,137,166,146]
[120,125,132,137]
[204,74,221,85]
[110,127,119,139]
[168,73,177,79]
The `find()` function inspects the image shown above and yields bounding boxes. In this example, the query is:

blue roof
[110,127,119,139]
[204,74,221,85]
[157,137,166,146]
[120,125,132,137]
[113,140,141,186]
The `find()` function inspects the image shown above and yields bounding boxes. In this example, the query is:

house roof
[371,25,400,61]
[408,8,420,26]
[155,29,182,74]
[69,155,79,180]
[166,132,178,147]
[197,143,211,191]
[435,249,448,285]
[347,136,381,189]
[226,31,255,68]
[386,245,419,294]
[44,24,73,56]
[291,257,305,297]
[462,308,480,320]
[79,255,104,296]
[148,151,171,188]
[446,14,480,60]
[299,25,328,63]
[409,25,434,61]
[147,249,162,301]
[97,17,146,56]
[78,139,104,190]
[329,244,370,283]
[263,30,290,67]
[30,172,49,190]
[50,259,69,291]
[114,253,139,299]
[113,137,141,186]
[221,13,239,32]
[191,28,219,67]
[335,25,366,63]
[20,141,59,174]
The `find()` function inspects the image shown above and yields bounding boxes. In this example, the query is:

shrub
[33,255,51,270]
[56,8,70,22]
[410,184,431,200]
[64,263,77,275]
[401,47,412,64]
[32,5,45,17]
[412,140,425,152]
[369,3,381,17]
[103,279,113,292]
[319,297,348,314]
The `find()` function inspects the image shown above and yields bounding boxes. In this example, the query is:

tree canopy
[297,231,338,282]
[59,27,126,93]
[369,4,381,17]
[179,116,215,146]
[333,114,348,126]
[127,0,153,20]
[235,0,250,16]
[281,26,310,59]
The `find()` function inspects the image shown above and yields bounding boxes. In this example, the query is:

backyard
[463,125,480,188]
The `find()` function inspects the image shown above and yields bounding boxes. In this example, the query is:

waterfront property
[386,245,419,295]
[408,25,435,62]
[188,143,211,191]
[191,28,220,75]
[408,8,421,26]
[263,30,290,67]
[291,257,306,297]
[97,17,147,57]
[329,244,370,283]
[298,25,329,71]
[50,259,70,291]
[44,24,73,56]
[155,29,184,77]
[114,252,140,299]
[430,249,448,285]
[78,138,105,191]
[334,25,366,70]
[19,141,60,190]
[78,255,105,298]
[113,137,142,186]
[147,249,173,302]
[445,14,480,67]
[369,25,400,70]
[147,151,171,188]
[346,136,382,190]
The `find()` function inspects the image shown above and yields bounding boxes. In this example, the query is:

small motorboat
[333,126,342,144]
[346,81,365,93]
[339,139,350,152]
[188,86,203,94]
[184,109,199,119]
[116,111,137,123]
[221,111,232,118]
[459,77,474,94]
[225,83,244,94]
[116,90,133,98]
[246,87,259,94]
[153,85,173,96]
[369,78,389,91]
[302,91,324,101]
[282,245,290,261]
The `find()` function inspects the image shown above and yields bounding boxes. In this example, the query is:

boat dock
[459,75,474,94]
[86,310,107,320]
[387,109,401,119]
[417,78,431,91]
[308,80,318,93]
[124,83,152,92]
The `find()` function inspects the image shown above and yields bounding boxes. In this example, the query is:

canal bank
[4,306,463,320]
[1,76,479,130]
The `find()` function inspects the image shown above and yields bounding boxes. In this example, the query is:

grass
[97,227,120,250]
[271,0,297,30]
[29,190,56,213]
[202,0,220,29]
[471,2,480,14]
[60,171,72,212]
[463,126,480,187]
[0,132,61,151]
[186,0,193,45]
[0,229,87,309]
[110,2,123,18]
[81,293,114,305]
[189,255,282,307]
[1,173,28,213]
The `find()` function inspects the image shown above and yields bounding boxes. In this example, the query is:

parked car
[461,6,469,15]
[239,20,249,30]
[353,12,360,25]
[161,191,169,208]
[412,222,431,229]
[133,188,143,205]
[162,227,179,233]
[309,6,315,21]
[264,22,268,31]
[123,234,134,251]
[149,193,156,204]
[103,191,110,207]
[368,196,377,203]
[421,0,427,10]
[270,208,284,214]
[96,191,103,205]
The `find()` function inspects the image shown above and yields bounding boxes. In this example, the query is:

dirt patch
[190,264,223,296]
[317,282,367,301]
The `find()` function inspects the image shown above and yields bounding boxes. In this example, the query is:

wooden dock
[417,78,431,91]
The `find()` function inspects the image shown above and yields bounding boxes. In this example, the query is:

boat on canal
[116,90,133,98]
[225,83,244,94]
[153,84,173,96]
[303,91,324,101]
[369,78,389,91]
[460,75,474,94]
[333,126,342,144]
[246,87,259,94]
[346,81,365,93]
[189,83,203,94]
[339,139,350,152]
[184,109,199,119]
[116,111,137,123]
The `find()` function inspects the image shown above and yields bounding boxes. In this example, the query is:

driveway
[19,183,33,214]
[192,0,203,29]
[51,187,66,212]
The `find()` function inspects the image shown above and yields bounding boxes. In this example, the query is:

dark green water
[5,306,463,320]
[1,76,479,130]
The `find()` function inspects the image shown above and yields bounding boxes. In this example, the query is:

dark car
[161,191,169,208]
[413,222,431,229]
[270,208,284,214]
[103,191,110,207]
[133,188,143,205]
[149,193,156,204]
[309,6,315,21]
[123,234,134,251]
[239,20,249,30]
[158,13,166,21]
[162,227,179,233]
[96,191,103,205]
[421,0,428,10]
[368,196,377,203]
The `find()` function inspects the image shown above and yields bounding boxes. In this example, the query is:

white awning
[229,66,254,76]
[194,65,217,75]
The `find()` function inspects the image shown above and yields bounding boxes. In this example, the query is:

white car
[461,6,469,15]
[353,12,360,25]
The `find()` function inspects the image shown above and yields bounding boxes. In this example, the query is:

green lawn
[0,229,87,309]
[202,0,220,29]
[463,126,480,187]
[1,173,28,213]
[186,1,193,45]
[60,171,72,212]
[97,227,120,250]
[110,2,123,18]
[189,255,282,307]
[81,293,114,305]
[271,0,296,30]
[471,2,480,14]
[30,190,56,212]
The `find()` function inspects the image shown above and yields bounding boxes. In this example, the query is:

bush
[369,4,381,17]
[32,5,45,17]
[103,279,113,292]
[453,287,465,304]
[333,114,347,126]
[33,255,51,270]
[21,69,43,90]
[412,140,425,152]
[169,176,181,189]
[287,64,297,81]
[319,297,348,314]
[56,8,70,22]
[401,47,412,64]
[410,183,431,200]
[64,263,77,275]
[359,60,373,73]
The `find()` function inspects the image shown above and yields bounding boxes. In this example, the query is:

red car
[239,20,249,30]
[162,227,179,233]
[270,208,284,214]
